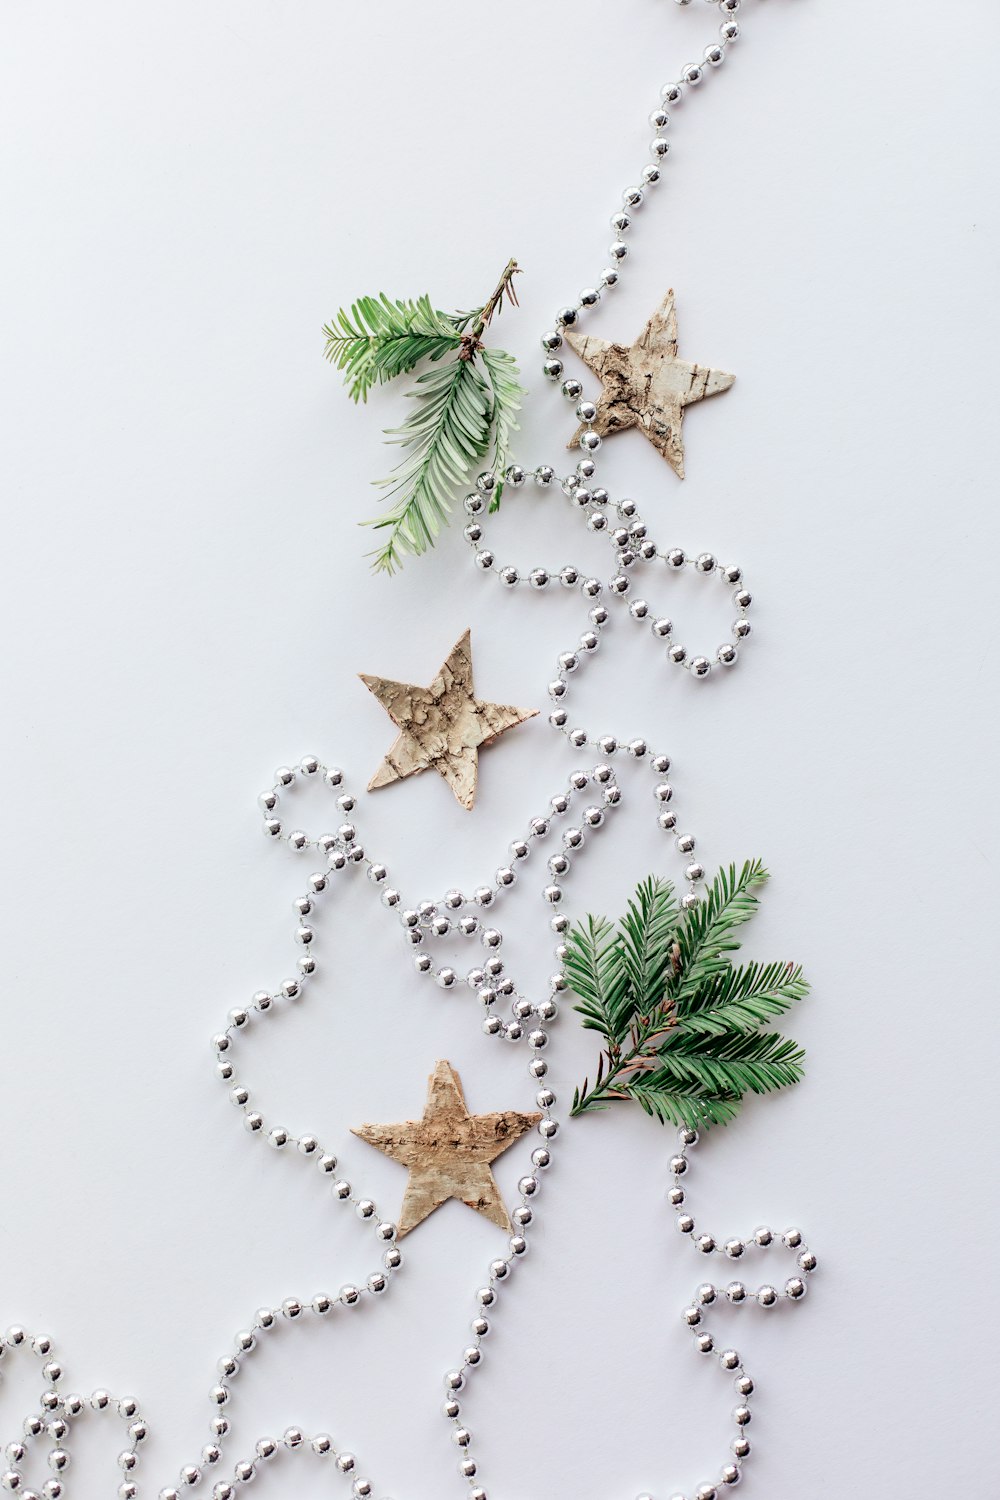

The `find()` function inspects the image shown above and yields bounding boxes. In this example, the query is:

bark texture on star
[565,289,734,478]
[361,629,536,809]
[352,1060,542,1237]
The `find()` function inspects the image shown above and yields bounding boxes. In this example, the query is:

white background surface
[0,1,996,1495]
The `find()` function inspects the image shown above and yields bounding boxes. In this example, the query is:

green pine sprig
[568,862,808,1130]
[323,260,526,574]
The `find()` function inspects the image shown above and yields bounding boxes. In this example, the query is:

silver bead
[339,1284,361,1306]
[535,465,555,487]
[724,1239,744,1259]
[682,63,703,86]
[733,1406,752,1427]
[474,550,495,570]
[705,43,725,66]
[696,1282,716,1304]
[543,357,563,379]
[726,1282,746,1303]
[756,1285,778,1308]
[735,1375,754,1398]
[499,566,519,586]
[720,1348,740,1370]
[718,644,738,666]
[782,1226,803,1248]
[732,1437,751,1461]
[668,644,688,665]
[692,656,711,678]
[785,1277,807,1300]
[798,1250,818,1273]
[661,81,683,105]
[695,1332,714,1355]
[754,1226,773,1247]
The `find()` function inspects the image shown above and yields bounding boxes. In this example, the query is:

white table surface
[0,1,996,1495]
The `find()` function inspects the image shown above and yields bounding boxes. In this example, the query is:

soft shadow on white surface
[0,1,996,1495]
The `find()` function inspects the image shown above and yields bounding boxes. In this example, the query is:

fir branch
[324,260,525,572]
[365,358,493,575]
[568,865,808,1129]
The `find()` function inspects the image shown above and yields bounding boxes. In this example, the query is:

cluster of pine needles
[323,261,524,573]
[566,860,808,1129]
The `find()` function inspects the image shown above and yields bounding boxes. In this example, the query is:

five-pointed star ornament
[565,288,735,478]
[360,628,537,810]
[352,1060,543,1237]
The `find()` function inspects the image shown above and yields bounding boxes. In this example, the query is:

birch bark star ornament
[352,1060,543,1237]
[565,288,735,478]
[360,628,537,809]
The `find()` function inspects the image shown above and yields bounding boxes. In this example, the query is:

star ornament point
[361,628,537,809]
[565,288,734,478]
[352,1060,543,1237]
